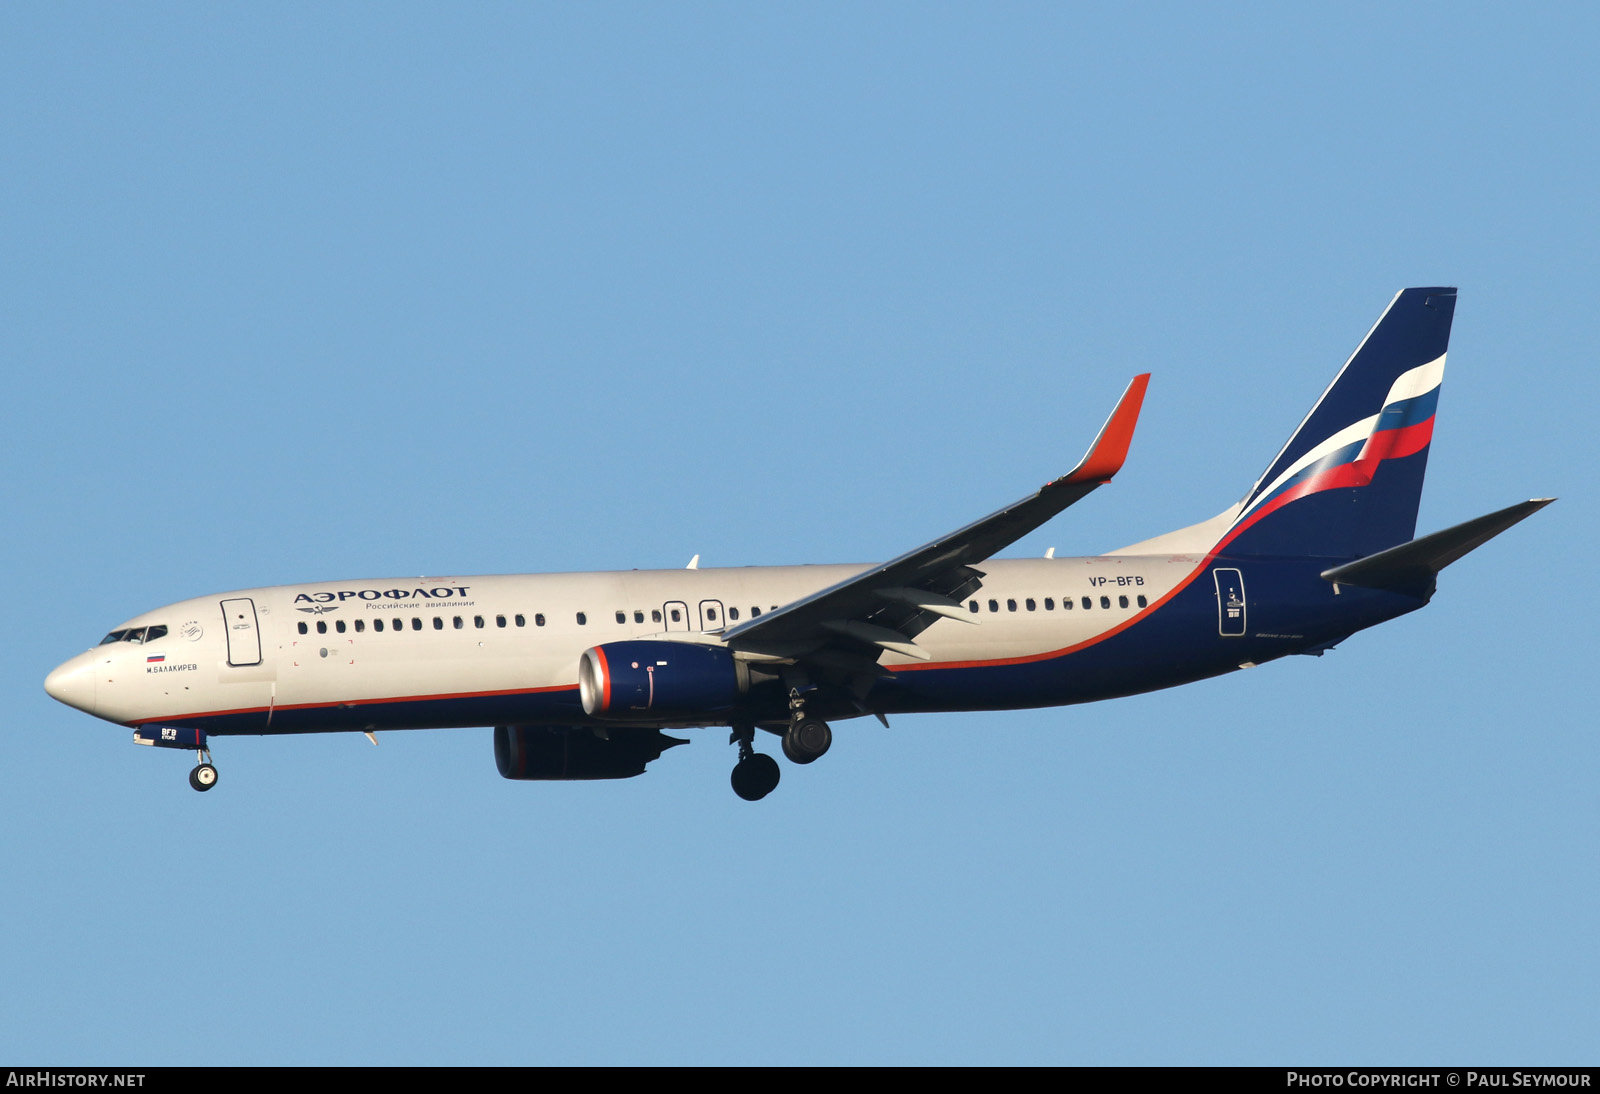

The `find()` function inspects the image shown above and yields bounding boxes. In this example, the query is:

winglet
[1059,373,1150,485]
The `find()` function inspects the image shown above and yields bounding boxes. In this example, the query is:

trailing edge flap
[1320,498,1554,591]
[723,374,1150,657]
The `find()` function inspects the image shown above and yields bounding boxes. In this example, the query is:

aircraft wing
[721,374,1150,667]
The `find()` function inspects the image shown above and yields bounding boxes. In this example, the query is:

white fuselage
[47,553,1200,734]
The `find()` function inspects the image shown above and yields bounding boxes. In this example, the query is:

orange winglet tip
[1059,373,1150,485]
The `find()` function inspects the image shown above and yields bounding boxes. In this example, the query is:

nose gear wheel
[188,747,218,792]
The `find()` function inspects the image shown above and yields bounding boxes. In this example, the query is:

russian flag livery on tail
[44,289,1553,801]
[1224,287,1455,561]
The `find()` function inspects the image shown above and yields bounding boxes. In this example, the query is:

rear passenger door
[1212,569,1247,637]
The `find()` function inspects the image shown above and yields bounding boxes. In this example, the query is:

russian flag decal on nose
[147,654,165,663]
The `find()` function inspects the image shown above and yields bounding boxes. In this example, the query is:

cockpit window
[98,624,168,645]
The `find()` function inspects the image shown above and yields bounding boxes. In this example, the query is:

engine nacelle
[578,641,749,720]
[494,724,686,780]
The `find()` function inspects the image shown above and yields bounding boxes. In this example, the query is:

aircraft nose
[45,655,97,715]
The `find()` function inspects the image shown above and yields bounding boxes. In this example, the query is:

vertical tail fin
[1221,287,1456,560]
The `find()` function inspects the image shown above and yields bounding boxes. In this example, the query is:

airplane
[44,287,1552,801]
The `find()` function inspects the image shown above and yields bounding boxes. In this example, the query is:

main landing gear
[781,683,832,765]
[782,717,832,765]
[727,688,835,801]
[189,747,218,793]
[729,725,780,802]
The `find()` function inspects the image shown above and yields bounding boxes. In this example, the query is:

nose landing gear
[134,727,221,793]
[189,747,218,792]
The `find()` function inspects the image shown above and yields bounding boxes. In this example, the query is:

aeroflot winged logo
[293,585,473,608]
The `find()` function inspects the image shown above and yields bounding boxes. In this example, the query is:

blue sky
[3,4,1594,1064]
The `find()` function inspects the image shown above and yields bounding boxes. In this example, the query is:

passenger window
[969,600,979,613]
[453,616,463,630]
[374,619,384,632]
[1137,595,1148,608]
[1063,597,1072,609]
[474,616,485,629]
[652,609,662,623]
[1025,598,1036,611]
[297,622,308,635]
[412,617,422,631]
[1100,596,1111,609]
[616,611,626,624]
[1044,598,1055,610]
[336,620,347,633]
[729,607,739,621]
[354,619,365,633]
[1082,597,1092,610]
[989,599,999,613]
[1118,595,1129,609]
[533,614,543,627]
[707,608,717,621]
[496,615,506,628]
[434,617,444,630]
[670,608,681,622]
[751,607,761,617]
[576,612,587,625]
[635,610,645,623]
[316,621,327,634]
[1007,599,1017,612]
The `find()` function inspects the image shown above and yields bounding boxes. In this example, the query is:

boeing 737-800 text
[45,288,1551,800]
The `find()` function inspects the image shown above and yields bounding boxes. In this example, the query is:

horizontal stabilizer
[1320,498,1554,591]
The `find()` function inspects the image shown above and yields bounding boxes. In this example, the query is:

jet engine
[577,641,751,720]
